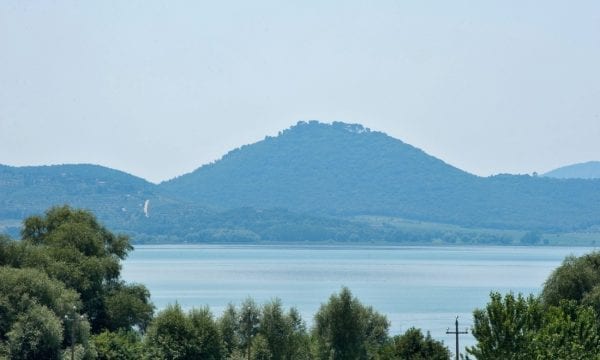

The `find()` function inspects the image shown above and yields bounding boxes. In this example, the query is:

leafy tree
[251,334,272,360]
[259,299,288,360]
[313,287,390,360]
[145,304,196,359]
[104,283,154,332]
[390,327,451,360]
[541,252,600,308]
[188,307,223,360]
[467,292,543,360]
[10,206,152,332]
[92,330,144,360]
[239,297,260,360]
[529,301,600,359]
[6,304,63,360]
[219,303,239,357]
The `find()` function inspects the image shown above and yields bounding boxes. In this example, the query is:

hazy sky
[1,1,599,183]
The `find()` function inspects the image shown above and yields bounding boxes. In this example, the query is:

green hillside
[162,121,600,231]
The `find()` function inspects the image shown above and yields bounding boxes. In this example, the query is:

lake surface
[121,245,596,351]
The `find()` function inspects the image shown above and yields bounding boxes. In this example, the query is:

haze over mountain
[543,161,600,179]
[3,121,600,243]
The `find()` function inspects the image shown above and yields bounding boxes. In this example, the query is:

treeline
[0,206,450,359]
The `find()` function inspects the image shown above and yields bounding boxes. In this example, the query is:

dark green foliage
[219,303,239,357]
[541,252,600,308]
[104,283,154,332]
[7,304,64,360]
[92,330,144,360]
[313,287,390,360]
[467,292,543,360]
[239,298,261,360]
[145,304,223,360]
[388,327,450,360]
[9,206,153,332]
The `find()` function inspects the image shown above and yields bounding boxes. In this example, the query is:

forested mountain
[162,121,600,231]
[3,121,600,243]
[543,161,600,179]
[0,164,169,234]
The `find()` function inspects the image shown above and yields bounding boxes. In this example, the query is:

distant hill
[543,161,600,179]
[3,121,600,244]
[0,164,167,232]
[162,121,600,231]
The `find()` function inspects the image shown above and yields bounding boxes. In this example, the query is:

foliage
[541,252,600,308]
[467,292,543,359]
[92,330,144,360]
[313,287,390,359]
[6,304,64,360]
[388,327,451,360]
[144,304,222,360]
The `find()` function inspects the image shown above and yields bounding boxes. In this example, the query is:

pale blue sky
[1,1,599,183]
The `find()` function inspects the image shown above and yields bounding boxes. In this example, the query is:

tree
[92,330,144,360]
[312,287,390,360]
[529,301,600,359]
[541,252,600,307]
[239,297,260,360]
[104,283,154,332]
[188,307,223,360]
[6,304,63,360]
[467,292,543,360]
[219,303,239,357]
[390,327,451,360]
[13,206,152,332]
[145,303,196,359]
[259,299,288,360]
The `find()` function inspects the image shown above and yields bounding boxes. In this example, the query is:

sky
[1,1,599,183]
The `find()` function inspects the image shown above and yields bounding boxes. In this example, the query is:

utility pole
[446,316,468,360]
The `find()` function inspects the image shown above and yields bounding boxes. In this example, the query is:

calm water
[121,245,596,351]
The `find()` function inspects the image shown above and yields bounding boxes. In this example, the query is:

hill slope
[162,121,600,231]
[543,161,600,179]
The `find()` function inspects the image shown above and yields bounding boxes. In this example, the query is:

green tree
[530,301,600,359]
[313,287,390,360]
[104,283,154,332]
[13,206,152,332]
[541,252,600,307]
[92,330,144,360]
[389,327,450,360]
[467,292,543,360]
[6,304,63,360]
[188,307,223,360]
[259,299,288,360]
[219,303,239,357]
[239,298,260,360]
[145,304,196,359]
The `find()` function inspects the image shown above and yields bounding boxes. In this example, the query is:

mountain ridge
[2,121,600,243]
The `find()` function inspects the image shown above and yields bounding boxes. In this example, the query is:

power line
[446,316,468,360]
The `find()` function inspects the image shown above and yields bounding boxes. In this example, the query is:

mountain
[543,161,600,179]
[0,164,167,233]
[162,121,600,231]
[3,121,600,244]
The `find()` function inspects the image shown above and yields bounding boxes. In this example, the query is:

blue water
[121,245,596,351]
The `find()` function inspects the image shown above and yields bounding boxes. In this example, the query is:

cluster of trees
[5,206,600,359]
[0,206,451,359]
[467,251,600,359]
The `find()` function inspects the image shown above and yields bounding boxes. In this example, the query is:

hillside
[162,121,600,231]
[3,121,600,243]
[0,164,169,233]
[543,161,600,179]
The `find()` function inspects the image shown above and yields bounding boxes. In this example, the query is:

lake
[121,245,596,351]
